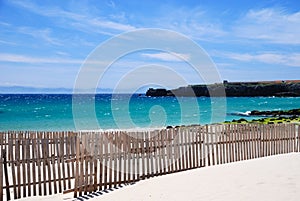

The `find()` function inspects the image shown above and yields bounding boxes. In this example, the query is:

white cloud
[234,8,300,44]
[141,52,190,62]
[220,52,300,67]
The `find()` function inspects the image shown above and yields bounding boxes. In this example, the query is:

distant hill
[146,80,300,97]
[0,86,114,94]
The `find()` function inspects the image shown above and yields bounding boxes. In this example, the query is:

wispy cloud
[0,53,115,66]
[0,53,82,64]
[154,7,226,41]
[17,27,62,46]
[107,0,116,9]
[0,21,11,26]
[141,52,190,62]
[220,52,300,67]
[233,8,300,44]
[11,0,136,35]
[0,40,17,46]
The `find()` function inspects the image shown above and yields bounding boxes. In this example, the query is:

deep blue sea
[0,94,299,131]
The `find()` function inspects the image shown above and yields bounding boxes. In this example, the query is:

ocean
[0,94,300,131]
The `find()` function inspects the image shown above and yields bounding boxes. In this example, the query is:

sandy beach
[20,153,300,201]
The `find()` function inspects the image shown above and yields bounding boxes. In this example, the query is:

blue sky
[1,0,300,92]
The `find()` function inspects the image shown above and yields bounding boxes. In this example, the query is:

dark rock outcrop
[250,108,300,116]
[146,80,300,97]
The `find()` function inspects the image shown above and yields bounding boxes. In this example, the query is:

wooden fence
[0,123,299,200]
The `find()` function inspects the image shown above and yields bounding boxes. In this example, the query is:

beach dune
[21,153,300,201]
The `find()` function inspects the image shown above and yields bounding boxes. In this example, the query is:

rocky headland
[146,80,300,97]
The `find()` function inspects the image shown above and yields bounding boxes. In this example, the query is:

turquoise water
[0,94,299,131]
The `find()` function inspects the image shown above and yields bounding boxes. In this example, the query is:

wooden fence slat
[140,132,145,179]
[55,134,62,193]
[235,124,240,162]
[71,132,76,180]
[36,132,42,196]
[165,129,170,172]
[290,124,293,152]
[160,130,166,175]
[218,126,222,164]
[46,132,52,195]
[117,132,122,186]
[233,124,237,162]
[276,126,283,154]
[73,132,80,198]
[187,128,193,168]
[176,128,181,170]
[171,129,176,172]
[170,129,174,172]
[284,124,288,153]
[108,133,113,190]
[93,132,98,191]
[8,133,17,199]
[295,125,300,152]
[245,124,249,159]
[113,132,118,187]
[50,132,57,195]
[287,124,290,152]
[292,124,296,152]
[26,133,32,197]
[0,148,3,201]
[127,133,132,182]
[157,131,162,176]
[66,132,72,190]
[21,132,27,198]
[275,124,278,155]
[215,126,220,165]
[201,126,206,167]
[99,132,104,191]
[103,132,109,189]
[221,126,226,164]
[131,133,136,182]
[30,132,36,196]
[86,133,91,194]
[89,133,94,193]
[16,133,21,199]
[150,132,155,177]
[268,124,272,156]
[79,133,85,196]
[122,133,127,184]
[251,124,255,159]
[165,129,169,173]
[271,124,275,155]
[194,127,199,167]
[59,134,66,191]
[154,130,159,176]
[246,124,250,160]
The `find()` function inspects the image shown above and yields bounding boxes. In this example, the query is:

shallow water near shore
[0,94,300,131]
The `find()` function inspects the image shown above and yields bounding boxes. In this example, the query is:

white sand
[21,153,300,201]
